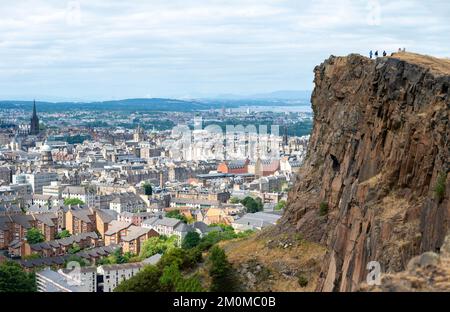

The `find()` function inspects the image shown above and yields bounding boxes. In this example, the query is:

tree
[64,198,85,206]
[182,232,201,249]
[229,197,241,204]
[159,263,183,291]
[175,275,204,292]
[139,235,178,259]
[55,230,71,239]
[114,262,204,292]
[275,200,286,211]
[154,246,202,272]
[208,246,237,292]
[0,261,36,292]
[26,228,44,244]
[68,243,81,254]
[166,210,188,223]
[241,196,263,213]
[143,183,153,196]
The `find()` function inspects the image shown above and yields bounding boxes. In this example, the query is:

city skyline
[0,0,449,101]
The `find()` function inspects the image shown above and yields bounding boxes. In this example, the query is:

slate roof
[20,245,120,269]
[10,215,34,229]
[30,232,98,251]
[227,160,248,169]
[95,209,117,224]
[121,226,153,242]
[34,212,58,227]
[63,186,88,195]
[142,253,162,265]
[143,216,181,228]
[104,220,132,235]
[70,209,94,223]
[99,262,145,271]
[233,212,281,229]
[192,221,222,234]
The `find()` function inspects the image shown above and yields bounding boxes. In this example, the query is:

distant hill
[0,94,312,112]
[0,98,216,112]
[211,90,312,100]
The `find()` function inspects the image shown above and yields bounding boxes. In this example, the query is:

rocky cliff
[281,52,450,291]
[360,235,450,292]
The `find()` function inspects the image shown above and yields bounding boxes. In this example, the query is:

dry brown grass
[379,193,410,220]
[220,229,327,292]
[390,52,450,75]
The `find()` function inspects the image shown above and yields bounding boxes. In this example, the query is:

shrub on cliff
[434,172,447,203]
[208,246,238,292]
[319,202,329,216]
[297,274,309,287]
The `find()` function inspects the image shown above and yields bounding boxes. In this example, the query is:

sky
[0,0,449,101]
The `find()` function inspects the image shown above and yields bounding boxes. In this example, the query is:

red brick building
[217,159,249,174]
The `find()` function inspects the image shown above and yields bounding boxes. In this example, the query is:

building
[133,125,144,142]
[0,183,32,197]
[97,262,145,292]
[192,221,222,238]
[117,211,154,226]
[31,194,61,207]
[142,216,192,244]
[109,192,146,214]
[43,181,69,199]
[249,175,287,193]
[203,208,234,225]
[249,159,280,178]
[172,189,230,203]
[169,198,220,210]
[65,208,96,235]
[231,211,281,232]
[33,212,59,241]
[12,172,59,194]
[36,267,95,292]
[40,144,53,166]
[37,262,147,292]
[0,166,11,184]
[65,207,116,237]
[21,232,99,258]
[280,157,302,181]
[121,225,158,254]
[104,220,133,246]
[217,159,249,174]
[29,100,40,136]
[62,186,96,207]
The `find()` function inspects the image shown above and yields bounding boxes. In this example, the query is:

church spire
[30,99,40,135]
[32,99,37,117]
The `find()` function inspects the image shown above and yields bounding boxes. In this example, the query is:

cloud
[0,0,448,100]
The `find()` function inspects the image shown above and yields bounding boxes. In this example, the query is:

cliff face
[282,53,450,291]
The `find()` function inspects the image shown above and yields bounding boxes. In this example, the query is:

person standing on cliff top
[383,51,387,57]
[370,50,373,59]
[375,50,379,57]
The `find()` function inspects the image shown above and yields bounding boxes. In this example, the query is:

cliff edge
[281,52,449,291]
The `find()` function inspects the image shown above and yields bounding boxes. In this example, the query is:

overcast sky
[0,0,448,101]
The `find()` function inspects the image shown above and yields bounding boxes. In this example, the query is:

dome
[41,144,52,152]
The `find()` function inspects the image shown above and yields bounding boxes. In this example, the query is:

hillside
[226,52,449,292]
[283,52,449,291]
[0,98,213,112]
